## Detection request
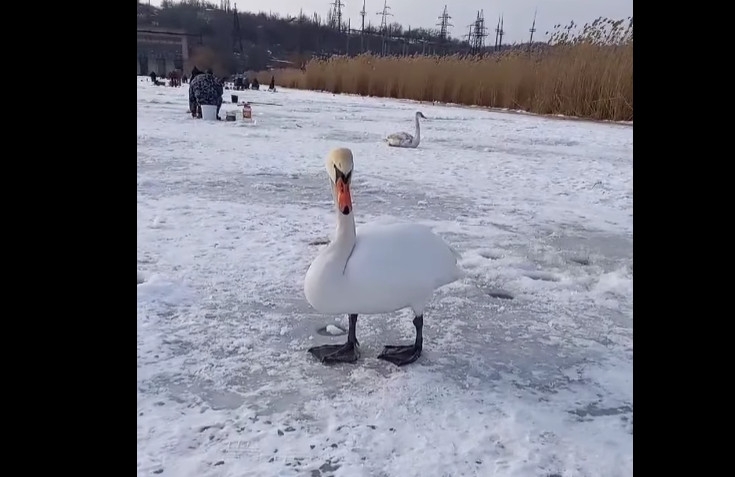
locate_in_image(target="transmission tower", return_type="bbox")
[345,17,352,53]
[404,25,411,55]
[494,15,505,51]
[360,0,367,32]
[494,16,500,50]
[497,15,505,50]
[436,5,453,42]
[360,0,367,51]
[376,0,392,34]
[232,4,243,55]
[330,0,345,33]
[296,8,305,53]
[467,10,487,55]
[528,9,537,50]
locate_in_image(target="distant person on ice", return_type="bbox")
[268,75,276,92]
[188,67,224,120]
[168,70,180,87]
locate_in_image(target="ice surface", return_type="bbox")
[325,325,344,336]
[137,77,633,477]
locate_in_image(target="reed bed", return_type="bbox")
[261,17,633,122]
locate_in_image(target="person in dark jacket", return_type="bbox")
[188,67,202,115]
[188,68,224,119]
[168,70,180,87]
[251,78,260,90]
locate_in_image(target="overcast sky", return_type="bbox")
[146,0,632,44]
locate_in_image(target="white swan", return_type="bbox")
[385,111,427,148]
[304,147,464,366]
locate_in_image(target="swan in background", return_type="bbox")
[304,147,464,366]
[385,111,427,148]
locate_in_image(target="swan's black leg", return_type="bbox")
[378,315,423,366]
[308,314,360,364]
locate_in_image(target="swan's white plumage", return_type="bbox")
[305,222,463,315]
[386,131,416,148]
[304,147,463,317]
[385,111,426,148]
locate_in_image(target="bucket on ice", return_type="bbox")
[242,103,252,120]
[201,104,218,121]
[231,94,238,103]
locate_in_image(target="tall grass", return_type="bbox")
[262,17,632,122]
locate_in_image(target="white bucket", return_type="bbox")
[201,104,218,121]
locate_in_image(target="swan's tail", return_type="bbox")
[443,239,504,296]
[445,243,468,281]
[447,243,463,262]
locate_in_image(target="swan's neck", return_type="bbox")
[331,209,357,270]
[414,115,421,140]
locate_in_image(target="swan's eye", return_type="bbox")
[334,166,351,184]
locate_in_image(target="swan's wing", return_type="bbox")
[347,223,462,288]
[386,132,413,147]
[386,132,408,141]
[401,134,415,147]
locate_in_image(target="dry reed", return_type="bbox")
[261,17,632,122]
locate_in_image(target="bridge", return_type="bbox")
[137,27,200,76]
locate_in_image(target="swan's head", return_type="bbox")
[416,111,427,119]
[325,148,354,216]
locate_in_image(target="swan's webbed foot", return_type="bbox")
[308,314,360,364]
[308,341,359,363]
[378,314,424,366]
[377,344,422,366]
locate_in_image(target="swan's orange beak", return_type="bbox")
[336,178,352,215]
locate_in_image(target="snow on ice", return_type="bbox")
[137,77,633,477]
